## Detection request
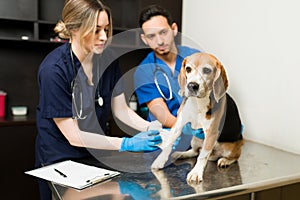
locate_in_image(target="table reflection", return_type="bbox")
[52,141,300,199]
[53,157,242,200]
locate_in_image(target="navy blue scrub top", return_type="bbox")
[35,42,123,167]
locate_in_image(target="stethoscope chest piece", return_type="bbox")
[97,97,104,106]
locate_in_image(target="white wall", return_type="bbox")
[182,0,300,154]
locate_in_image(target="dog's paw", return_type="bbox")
[151,153,169,169]
[151,159,165,170]
[217,158,236,168]
[186,169,203,183]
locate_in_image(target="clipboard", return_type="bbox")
[25,160,120,190]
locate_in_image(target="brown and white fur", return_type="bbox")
[152,52,244,183]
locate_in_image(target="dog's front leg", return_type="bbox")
[187,131,218,183]
[151,126,183,169]
[186,148,211,183]
[151,111,188,170]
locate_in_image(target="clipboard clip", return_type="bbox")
[86,173,111,185]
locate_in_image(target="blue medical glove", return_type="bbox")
[182,122,205,139]
[120,130,162,152]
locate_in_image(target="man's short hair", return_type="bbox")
[139,4,173,27]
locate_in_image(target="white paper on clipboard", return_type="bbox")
[25,160,120,190]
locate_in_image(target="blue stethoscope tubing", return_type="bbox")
[153,55,173,101]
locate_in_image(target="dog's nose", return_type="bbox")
[187,82,199,92]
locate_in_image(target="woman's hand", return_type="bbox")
[119,130,162,152]
[181,122,205,139]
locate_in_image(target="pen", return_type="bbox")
[54,168,67,178]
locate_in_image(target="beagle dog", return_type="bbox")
[152,52,244,183]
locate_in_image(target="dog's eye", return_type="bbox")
[203,67,212,74]
[185,66,192,73]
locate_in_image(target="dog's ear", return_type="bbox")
[213,60,228,103]
[178,58,187,96]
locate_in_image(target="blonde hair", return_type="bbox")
[54,0,112,46]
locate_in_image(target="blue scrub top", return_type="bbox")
[134,46,199,121]
[35,42,123,167]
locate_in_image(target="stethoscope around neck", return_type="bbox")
[70,45,103,120]
[153,54,174,101]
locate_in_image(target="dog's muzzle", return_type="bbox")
[187,82,199,95]
[187,82,199,91]
[187,82,206,97]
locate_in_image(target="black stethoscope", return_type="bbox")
[70,45,103,119]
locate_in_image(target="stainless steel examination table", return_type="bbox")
[50,140,300,199]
